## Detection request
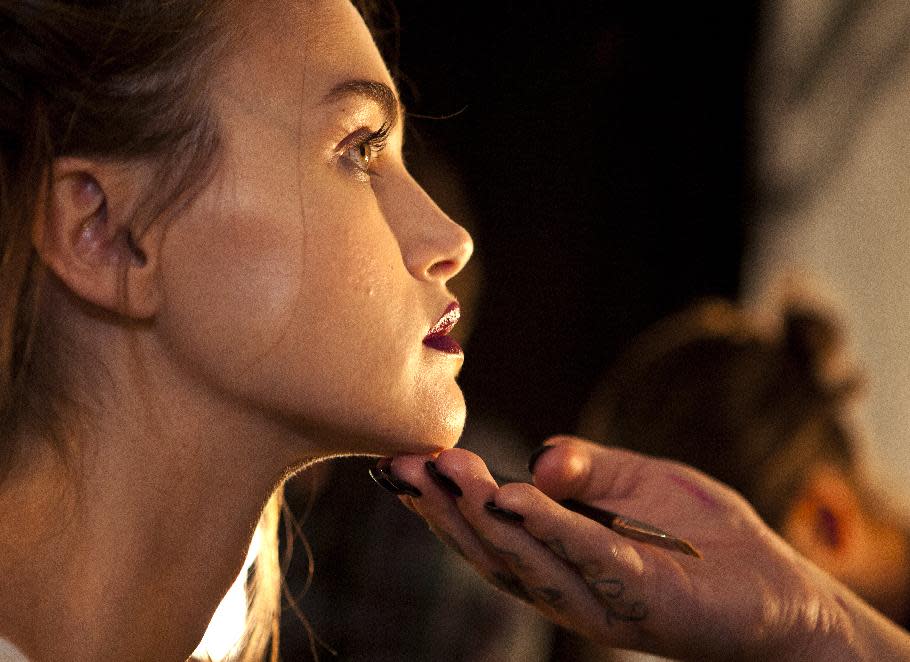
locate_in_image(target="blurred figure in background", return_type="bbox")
[744,0,910,510]
[578,299,910,630]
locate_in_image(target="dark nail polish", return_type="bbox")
[368,464,422,497]
[527,444,554,474]
[425,461,463,497]
[484,501,525,523]
[368,466,398,493]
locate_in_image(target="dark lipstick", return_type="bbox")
[423,301,462,354]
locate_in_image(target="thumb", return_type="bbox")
[529,435,649,503]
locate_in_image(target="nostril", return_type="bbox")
[427,259,457,279]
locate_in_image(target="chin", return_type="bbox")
[433,389,467,447]
[390,392,467,456]
[438,399,467,448]
[289,388,467,458]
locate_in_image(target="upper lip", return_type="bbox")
[424,301,460,339]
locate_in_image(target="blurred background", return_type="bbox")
[387,1,754,443]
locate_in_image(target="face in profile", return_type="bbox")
[154,0,473,458]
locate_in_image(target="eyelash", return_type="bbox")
[344,121,392,176]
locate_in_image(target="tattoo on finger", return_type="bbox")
[491,573,567,611]
[533,537,647,622]
[605,599,648,623]
[543,538,603,579]
[586,576,648,624]
[531,586,566,609]
[543,538,571,562]
[491,571,534,603]
[590,578,623,598]
[578,560,605,578]
[480,537,528,569]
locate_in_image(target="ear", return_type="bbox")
[32,157,162,319]
[781,463,863,579]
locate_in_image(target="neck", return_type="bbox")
[0,326,309,661]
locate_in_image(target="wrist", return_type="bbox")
[792,582,910,662]
[763,570,857,662]
[793,602,856,662]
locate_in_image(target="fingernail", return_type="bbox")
[369,462,422,497]
[425,461,463,497]
[527,444,555,473]
[484,501,525,523]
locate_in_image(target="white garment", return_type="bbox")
[0,638,27,662]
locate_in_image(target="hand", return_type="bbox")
[385,436,854,661]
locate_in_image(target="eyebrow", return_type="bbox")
[322,79,402,129]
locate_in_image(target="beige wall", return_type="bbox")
[744,0,910,511]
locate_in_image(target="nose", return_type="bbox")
[387,173,474,284]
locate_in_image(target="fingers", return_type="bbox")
[494,480,656,639]
[388,453,511,578]
[386,449,648,643]
[427,450,608,628]
[373,439,783,659]
[496,480,647,578]
[389,450,554,604]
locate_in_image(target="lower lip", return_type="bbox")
[423,335,463,354]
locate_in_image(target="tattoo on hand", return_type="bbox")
[587,576,648,624]
[492,571,534,603]
[544,538,601,578]
[482,538,527,569]
[538,537,647,623]
[491,572,566,610]
[590,578,623,598]
[531,586,566,608]
[543,538,571,562]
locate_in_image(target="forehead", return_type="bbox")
[296,0,394,87]
[219,0,395,126]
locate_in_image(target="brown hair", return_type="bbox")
[579,299,864,529]
[0,0,231,463]
[0,2,282,660]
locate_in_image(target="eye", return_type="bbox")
[341,122,391,176]
[346,140,375,171]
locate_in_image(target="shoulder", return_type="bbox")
[0,637,28,662]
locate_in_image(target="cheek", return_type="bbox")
[155,175,465,452]
[157,204,305,377]
[284,208,417,385]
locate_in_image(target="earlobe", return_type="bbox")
[32,158,160,319]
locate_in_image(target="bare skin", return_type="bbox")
[390,438,910,661]
[0,1,471,660]
[5,1,906,660]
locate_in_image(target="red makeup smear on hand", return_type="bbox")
[668,474,720,510]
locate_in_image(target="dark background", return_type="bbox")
[281,2,760,658]
[389,1,758,440]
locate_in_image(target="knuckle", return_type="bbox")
[436,447,483,470]
[499,480,538,501]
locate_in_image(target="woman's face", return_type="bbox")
[156,0,473,456]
